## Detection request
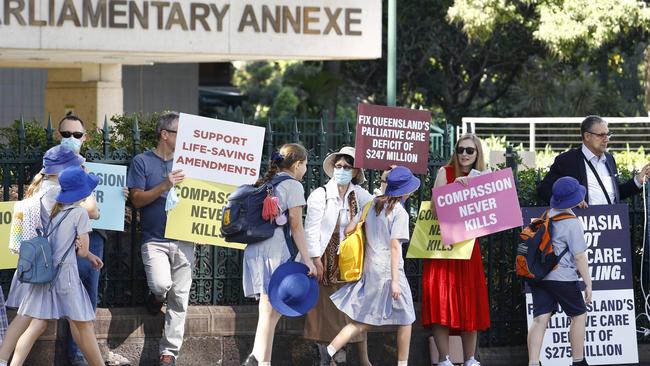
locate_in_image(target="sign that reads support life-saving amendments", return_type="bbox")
[0,202,17,269]
[406,201,474,259]
[85,163,127,231]
[173,113,265,186]
[164,178,243,249]
[522,204,638,366]
[354,103,431,174]
[432,168,522,245]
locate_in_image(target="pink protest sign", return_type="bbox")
[432,168,522,245]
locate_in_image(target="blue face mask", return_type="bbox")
[333,168,353,185]
[165,186,180,212]
[61,137,82,153]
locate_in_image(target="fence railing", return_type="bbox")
[462,117,650,152]
[1,116,648,348]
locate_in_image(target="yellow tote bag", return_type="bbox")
[338,201,373,282]
[406,202,474,259]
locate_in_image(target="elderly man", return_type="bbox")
[537,115,650,206]
[127,112,193,366]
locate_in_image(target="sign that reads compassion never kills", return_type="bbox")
[0,0,381,61]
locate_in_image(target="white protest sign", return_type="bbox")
[173,113,265,186]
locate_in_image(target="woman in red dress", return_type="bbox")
[424,133,491,366]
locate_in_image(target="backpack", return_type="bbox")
[221,175,295,245]
[17,208,74,285]
[515,210,576,283]
[338,201,372,282]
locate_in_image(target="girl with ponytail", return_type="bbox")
[242,143,317,366]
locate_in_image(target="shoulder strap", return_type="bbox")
[270,174,295,187]
[551,213,576,221]
[44,208,73,238]
[581,151,612,205]
[359,201,373,222]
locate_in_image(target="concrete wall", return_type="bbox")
[0,68,47,125]
[123,63,199,116]
[0,63,198,128]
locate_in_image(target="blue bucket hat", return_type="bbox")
[550,176,586,209]
[55,166,99,204]
[42,145,85,175]
[385,166,421,197]
[268,261,319,317]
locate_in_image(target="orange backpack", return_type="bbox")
[515,210,576,283]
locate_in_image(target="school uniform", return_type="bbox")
[330,200,416,326]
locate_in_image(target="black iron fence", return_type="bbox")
[0,117,648,348]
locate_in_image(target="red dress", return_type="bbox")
[421,165,491,332]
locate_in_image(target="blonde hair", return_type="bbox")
[26,173,58,198]
[255,143,308,187]
[449,133,485,178]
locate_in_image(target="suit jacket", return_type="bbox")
[537,148,640,205]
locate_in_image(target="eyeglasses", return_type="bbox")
[163,129,177,134]
[334,165,354,170]
[586,130,613,139]
[59,131,84,139]
[456,146,476,155]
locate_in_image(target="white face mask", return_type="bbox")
[333,168,353,185]
[61,137,82,153]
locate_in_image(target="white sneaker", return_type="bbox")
[464,357,481,366]
[437,355,454,366]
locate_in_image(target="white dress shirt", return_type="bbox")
[581,144,615,205]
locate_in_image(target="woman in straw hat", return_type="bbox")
[303,146,373,366]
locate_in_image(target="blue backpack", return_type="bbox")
[17,208,75,285]
[221,175,295,246]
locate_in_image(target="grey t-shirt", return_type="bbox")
[544,208,587,281]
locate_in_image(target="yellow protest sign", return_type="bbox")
[0,202,18,269]
[164,178,245,250]
[407,201,474,260]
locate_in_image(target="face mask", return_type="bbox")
[165,186,180,212]
[61,137,82,153]
[333,168,353,185]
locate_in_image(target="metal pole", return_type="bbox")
[387,0,396,107]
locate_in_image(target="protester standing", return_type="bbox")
[424,133,490,366]
[303,147,373,366]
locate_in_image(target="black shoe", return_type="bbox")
[241,354,258,366]
[572,359,588,366]
[145,292,164,315]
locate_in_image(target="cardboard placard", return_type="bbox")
[86,162,127,231]
[354,103,431,174]
[406,201,474,259]
[173,113,265,186]
[432,168,522,245]
[0,202,18,269]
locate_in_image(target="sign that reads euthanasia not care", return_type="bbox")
[522,204,637,365]
[173,113,265,187]
[354,103,431,174]
[432,168,522,245]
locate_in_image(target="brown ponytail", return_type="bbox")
[255,143,308,187]
[373,195,402,216]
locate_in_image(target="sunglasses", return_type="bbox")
[60,131,84,139]
[456,146,476,155]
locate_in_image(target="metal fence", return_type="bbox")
[0,117,648,348]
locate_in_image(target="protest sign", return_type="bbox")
[522,204,638,365]
[85,162,126,231]
[432,168,522,245]
[0,202,18,269]
[173,113,265,186]
[406,201,474,259]
[164,178,243,250]
[354,103,431,174]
